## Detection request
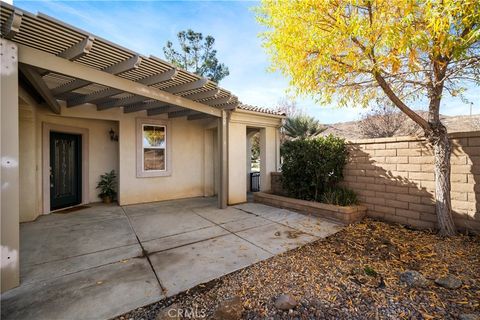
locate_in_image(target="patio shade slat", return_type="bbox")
[21,19,84,45]
[15,26,74,52]
[12,37,59,54]
[76,54,120,69]
[1,2,247,114]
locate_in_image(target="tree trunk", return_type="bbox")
[373,62,457,235]
[429,125,456,236]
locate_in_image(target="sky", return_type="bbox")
[14,0,480,124]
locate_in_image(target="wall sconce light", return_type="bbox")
[109,128,119,142]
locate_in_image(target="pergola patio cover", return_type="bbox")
[0,2,239,118]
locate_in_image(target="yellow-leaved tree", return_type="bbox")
[257,0,480,236]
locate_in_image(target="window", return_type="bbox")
[143,125,166,171]
[137,119,171,177]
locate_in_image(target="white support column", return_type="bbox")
[217,110,228,208]
[260,127,277,192]
[1,39,20,292]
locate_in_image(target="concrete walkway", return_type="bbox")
[1,197,342,320]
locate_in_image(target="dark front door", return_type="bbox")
[50,132,82,210]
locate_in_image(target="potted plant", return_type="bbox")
[96,170,117,204]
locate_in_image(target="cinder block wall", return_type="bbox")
[271,172,287,196]
[271,131,480,232]
[343,131,480,232]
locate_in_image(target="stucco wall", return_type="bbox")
[19,90,120,221]
[228,110,283,204]
[18,88,283,218]
[228,122,247,204]
[117,115,211,205]
[343,132,480,232]
[203,128,216,197]
[260,126,279,192]
[18,89,220,218]
[19,100,37,222]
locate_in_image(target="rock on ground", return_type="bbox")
[212,296,243,320]
[434,275,462,289]
[399,270,429,287]
[274,294,298,310]
[459,314,480,320]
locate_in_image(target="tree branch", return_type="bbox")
[373,71,430,131]
[330,56,371,73]
[348,34,430,131]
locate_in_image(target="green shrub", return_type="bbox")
[321,187,358,206]
[96,170,117,199]
[281,134,349,201]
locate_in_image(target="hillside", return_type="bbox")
[321,114,480,140]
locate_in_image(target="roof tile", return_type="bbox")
[238,103,285,116]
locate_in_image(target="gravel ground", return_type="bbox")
[116,219,480,319]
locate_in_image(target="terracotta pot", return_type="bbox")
[102,196,112,204]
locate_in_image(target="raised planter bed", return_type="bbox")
[253,192,367,225]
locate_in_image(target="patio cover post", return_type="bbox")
[0,39,20,292]
[217,110,228,209]
[259,127,278,192]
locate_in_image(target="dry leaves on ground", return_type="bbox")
[118,219,480,320]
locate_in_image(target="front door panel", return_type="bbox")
[50,132,82,210]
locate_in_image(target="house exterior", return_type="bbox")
[0,2,284,292]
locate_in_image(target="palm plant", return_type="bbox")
[283,115,326,140]
[96,170,117,203]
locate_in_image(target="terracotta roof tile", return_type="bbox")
[237,103,286,116]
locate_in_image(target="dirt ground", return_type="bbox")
[117,219,480,320]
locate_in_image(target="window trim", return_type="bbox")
[142,124,167,172]
[136,118,172,177]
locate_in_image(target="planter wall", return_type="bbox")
[270,172,287,196]
[254,192,367,225]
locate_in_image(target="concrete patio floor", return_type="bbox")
[1,197,342,320]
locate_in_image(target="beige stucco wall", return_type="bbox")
[18,89,220,218]
[260,126,279,192]
[117,114,212,205]
[228,122,247,204]
[18,87,283,219]
[36,113,119,213]
[18,88,120,221]
[19,100,38,222]
[228,110,283,204]
[203,128,216,197]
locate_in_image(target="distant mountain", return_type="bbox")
[321,114,480,140]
